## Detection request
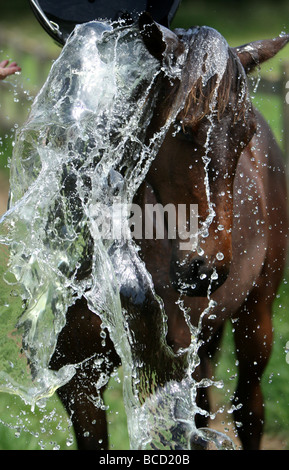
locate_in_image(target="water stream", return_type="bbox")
[0,20,234,450]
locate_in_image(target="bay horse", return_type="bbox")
[50,15,289,450]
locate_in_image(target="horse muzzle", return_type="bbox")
[170,256,229,297]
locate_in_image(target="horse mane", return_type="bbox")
[178,39,250,128]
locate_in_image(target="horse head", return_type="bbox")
[139,14,289,297]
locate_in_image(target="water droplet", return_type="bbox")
[66,437,74,447]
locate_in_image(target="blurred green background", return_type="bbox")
[0,0,288,450]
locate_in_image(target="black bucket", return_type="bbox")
[29,0,181,45]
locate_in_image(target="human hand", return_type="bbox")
[0,60,21,80]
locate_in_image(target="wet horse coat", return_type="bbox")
[50,17,289,450]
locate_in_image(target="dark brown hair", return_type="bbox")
[179,47,250,127]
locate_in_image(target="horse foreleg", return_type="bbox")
[194,325,225,429]
[232,294,273,450]
[56,369,110,450]
[50,298,120,450]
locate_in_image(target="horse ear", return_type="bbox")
[234,35,289,73]
[139,12,184,62]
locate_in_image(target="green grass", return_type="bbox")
[214,271,289,443]
[0,393,77,450]
[173,0,289,42]
[0,0,288,451]
[0,371,129,450]
[0,369,130,450]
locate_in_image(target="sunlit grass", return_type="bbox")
[0,370,129,450]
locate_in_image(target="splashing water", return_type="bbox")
[0,21,235,449]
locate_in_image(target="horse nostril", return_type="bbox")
[170,257,206,295]
[170,256,228,297]
[190,257,206,275]
[183,257,208,282]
